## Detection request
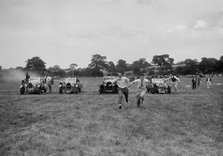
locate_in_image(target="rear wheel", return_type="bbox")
[75,89,78,94]
[137,96,141,107]
[99,86,103,94]
[20,87,25,95]
[167,86,171,94]
[59,87,63,94]
[37,87,42,94]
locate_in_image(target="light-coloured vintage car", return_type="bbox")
[147,78,171,94]
[98,76,119,94]
[20,77,47,95]
[59,77,83,94]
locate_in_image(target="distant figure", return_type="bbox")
[44,75,54,93]
[197,75,201,86]
[76,77,80,83]
[129,75,149,108]
[192,76,197,90]
[115,73,130,109]
[166,74,180,94]
[206,75,212,89]
[25,72,30,83]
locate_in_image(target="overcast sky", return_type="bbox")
[0,0,223,69]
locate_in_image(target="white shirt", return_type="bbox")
[130,79,149,90]
[45,76,52,85]
[116,77,129,88]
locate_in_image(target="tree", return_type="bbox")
[48,65,66,77]
[88,54,108,76]
[70,63,78,77]
[15,66,24,71]
[25,56,46,75]
[199,57,218,74]
[152,54,174,74]
[108,61,117,74]
[176,59,198,75]
[116,59,128,74]
[52,65,60,71]
[216,55,223,73]
[0,66,2,70]
[130,58,150,75]
[88,54,108,69]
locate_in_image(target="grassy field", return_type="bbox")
[0,77,223,156]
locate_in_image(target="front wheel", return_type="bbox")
[167,86,171,94]
[20,87,25,95]
[37,87,42,94]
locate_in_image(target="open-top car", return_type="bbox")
[20,77,47,95]
[99,76,119,94]
[59,77,83,94]
[147,78,171,94]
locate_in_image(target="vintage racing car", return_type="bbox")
[98,76,119,94]
[59,77,83,94]
[146,78,171,94]
[20,77,47,95]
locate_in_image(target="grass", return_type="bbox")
[0,77,223,156]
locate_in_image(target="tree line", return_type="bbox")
[0,54,223,78]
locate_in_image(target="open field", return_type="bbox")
[0,77,223,156]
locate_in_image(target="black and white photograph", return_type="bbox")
[0,0,223,155]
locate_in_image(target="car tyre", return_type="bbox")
[20,88,25,95]
[59,87,63,94]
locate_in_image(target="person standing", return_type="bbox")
[128,75,149,108]
[115,73,130,109]
[25,72,30,83]
[206,75,212,89]
[44,74,54,93]
[166,74,180,94]
[192,76,197,90]
[197,75,201,86]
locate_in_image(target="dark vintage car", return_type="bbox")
[59,77,83,94]
[98,76,119,94]
[146,78,171,94]
[20,78,47,95]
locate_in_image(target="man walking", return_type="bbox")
[128,75,149,108]
[115,73,129,109]
[192,75,197,90]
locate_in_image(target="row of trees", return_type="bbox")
[175,57,223,75]
[1,54,223,77]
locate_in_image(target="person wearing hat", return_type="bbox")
[25,72,30,83]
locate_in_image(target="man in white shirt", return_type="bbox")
[206,75,212,89]
[129,75,149,107]
[44,74,54,93]
[115,73,130,109]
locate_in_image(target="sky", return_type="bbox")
[0,0,223,69]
